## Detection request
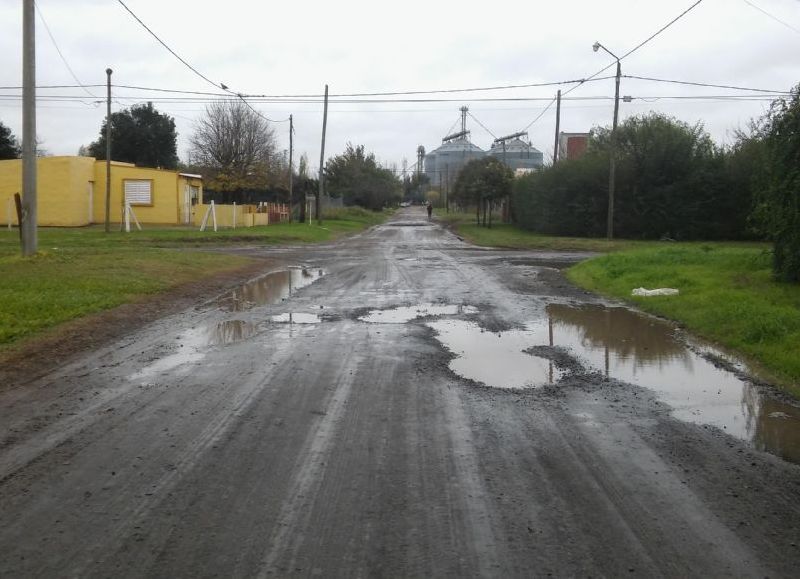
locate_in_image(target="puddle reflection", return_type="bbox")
[271,313,321,324]
[221,267,324,312]
[360,304,477,324]
[545,304,800,464]
[208,320,258,345]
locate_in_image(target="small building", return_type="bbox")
[0,156,203,227]
[558,132,590,161]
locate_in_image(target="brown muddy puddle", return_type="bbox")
[428,304,800,464]
[220,267,324,312]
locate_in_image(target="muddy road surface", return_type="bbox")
[2,207,800,577]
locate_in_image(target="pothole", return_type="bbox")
[428,319,564,389]
[359,303,477,324]
[219,267,324,312]
[271,313,322,324]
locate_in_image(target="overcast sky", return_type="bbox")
[1,0,798,172]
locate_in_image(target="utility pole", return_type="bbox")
[553,89,561,165]
[593,41,622,240]
[607,59,621,240]
[104,68,112,232]
[317,84,328,226]
[288,114,293,223]
[21,0,37,256]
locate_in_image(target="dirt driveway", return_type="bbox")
[1,206,799,577]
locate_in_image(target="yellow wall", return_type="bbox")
[0,156,95,226]
[92,162,203,225]
[0,156,204,227]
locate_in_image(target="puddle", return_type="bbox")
[428,319,564,389]
[271,313,321,324]
[221,267,324,312]
[427,303,800,464]
[360,303,477,324]
[208,320,258,344]
[543,304,800,464]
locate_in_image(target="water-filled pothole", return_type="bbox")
[543,304,800,463]
[220,267,324,312]
[428,319,564,389]
[427,303,800,464]
[271,313,321,324]
[360,303,477,324]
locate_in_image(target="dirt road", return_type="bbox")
[2,207,799,577]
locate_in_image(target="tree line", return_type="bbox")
[452,85,798,282]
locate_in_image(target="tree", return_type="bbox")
[0,120,20,160]
[325,144,401,210]
[513,113,745,240]
[752,84,800,282]
[89,102,178,169]
[452,157,513,227]
[189,100,278,198]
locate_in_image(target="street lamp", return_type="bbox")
[593,41,622,240]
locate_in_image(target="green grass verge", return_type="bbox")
[567,245,800,395]
[441,212,651,252]
[0,209,387,348]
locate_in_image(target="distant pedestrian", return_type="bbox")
[426,202,433,220]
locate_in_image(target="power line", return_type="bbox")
[742,0,800,36]
[521,95,558,131]
[623,75,792,94]
[467,111,497,139]
[619,0,705,61]
[116,0,224,91]
[34,1,97,100]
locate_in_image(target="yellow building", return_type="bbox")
[0,156,203,227]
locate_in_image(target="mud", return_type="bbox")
[1,206,799,578]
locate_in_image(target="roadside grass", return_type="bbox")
[440,211,654,252]
[0,208,388,348]
[567,245,800,395]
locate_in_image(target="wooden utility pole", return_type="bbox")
[104,68,113,232]
[317,84,328,226]
[288,114,293,223]
[21,0,37,256]
[553,89,561,165]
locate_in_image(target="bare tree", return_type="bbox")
[189,99,277,191]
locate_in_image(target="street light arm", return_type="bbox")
[592,41,620,61]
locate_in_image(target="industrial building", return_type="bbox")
[421,107,543,187]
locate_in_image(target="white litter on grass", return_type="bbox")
[632,287,679,297]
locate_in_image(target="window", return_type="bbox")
[124,180,153,205]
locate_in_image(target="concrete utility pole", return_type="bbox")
[317,85,328,226]
[593,41,621,240]
[553,89,561,165]
[609,60,621,240]
[288,114,293,223]
[21,0,37,256]
[104,68,113,232]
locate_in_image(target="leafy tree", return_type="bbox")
[514,113,746,240]
[0,120,20,160]
[325,144,401,210]
[403,172,429,204]
[452,157,513,227]
[189,100,278,200]
[89,102,178,169]
[751,85,800,282]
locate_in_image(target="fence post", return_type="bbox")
[233,202,236,229]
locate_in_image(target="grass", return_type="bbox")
[440,211,653,252]
[0,208,388,348]
[443,212,798,394]
[567,244,800,395]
